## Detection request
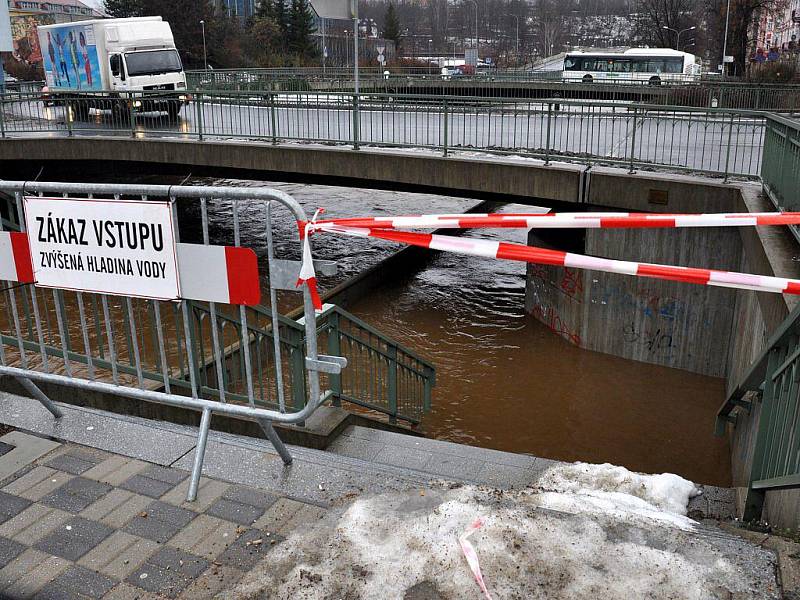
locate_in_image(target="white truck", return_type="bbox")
[37,17,189,121]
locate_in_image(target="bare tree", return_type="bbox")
[531,0,567,57]
[633,0,696,48]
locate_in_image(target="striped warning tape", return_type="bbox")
[308,211,800,231]
[295,212,800,308]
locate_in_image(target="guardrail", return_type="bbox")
[716,301,800,522]
[761,113,800,242]
[0,181,339,502]
[189,301,435,425]
[0,90,767,178]
[184,69,800,110]
[312,304,434,425]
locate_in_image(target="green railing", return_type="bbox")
[185,68,800,110]
[0,90,767,178]
[761,114,800,242]
[716,302,800,521]
[310,304,435,425]
[0,282,434,426]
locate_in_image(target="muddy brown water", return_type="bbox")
[3,172,731,485]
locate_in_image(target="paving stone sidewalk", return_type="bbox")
[0,436,328,599]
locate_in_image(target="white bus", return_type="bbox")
[562,48,701,84]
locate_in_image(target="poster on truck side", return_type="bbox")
[40,23,101,90]
[23,197,181,300]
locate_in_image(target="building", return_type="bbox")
[8,0,102,64]
[214,0,256,21]
[772,0,800,50]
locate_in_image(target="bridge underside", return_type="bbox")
[0,137,742,213]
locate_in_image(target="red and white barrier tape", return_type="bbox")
[459,517,493,600]
[311,210,800,231]
[294,213,800,307]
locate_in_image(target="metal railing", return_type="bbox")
[312,304,434,425]
[761,113,800,242]
[189,302,435,425]
[0,181,337,502]
[716,301,800,521]
[184,69,800,110]
[0,90,767,178]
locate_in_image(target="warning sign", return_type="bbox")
[23,196,180,300]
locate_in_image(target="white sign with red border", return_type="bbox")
[23,196,181,300]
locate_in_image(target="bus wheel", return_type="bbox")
[649,76,662,86]
[582,74,593,83]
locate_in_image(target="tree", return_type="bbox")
[259,0,290,37]
[103,0,141,18]
[288,0,317,58]
[383,3,401,46]
[704,0,787,75]
[245,16,283,66]
[633,0,696,49]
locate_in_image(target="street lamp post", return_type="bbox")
[722,0,732,76]
[428,39,433,74]
[465,0,478,52]
[200,20,208,71]
[662,25,696,51]
[511,14,519,66]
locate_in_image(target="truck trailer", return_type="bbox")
[37,17,189,121]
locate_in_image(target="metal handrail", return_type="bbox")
[0,89,769,179]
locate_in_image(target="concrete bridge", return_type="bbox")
[0,136,743,213]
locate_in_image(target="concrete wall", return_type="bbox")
[525,180,800,527]
[525,226,741,377]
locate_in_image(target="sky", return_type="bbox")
[82,0,104,11]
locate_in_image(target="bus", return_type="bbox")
[562,49,701,84]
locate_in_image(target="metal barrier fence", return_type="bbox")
[716,302,800,521]
[184,69,800,110]
[0,181,339,502]
[761,113,800,242]
[0,90,766,178]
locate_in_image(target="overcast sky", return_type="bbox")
[83,0,104,11]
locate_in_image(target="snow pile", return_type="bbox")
[227,463,775,600]
[533,462,702,529]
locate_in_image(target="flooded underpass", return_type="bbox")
[2,171,731,486]
[191,177,730,486]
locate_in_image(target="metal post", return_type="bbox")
[0,93,5,139]
[129,94,136,138]
[352,1,360,150]
[628,106,638,174]
[387,345,398,424]
[722,0,731,77]
[65,98,73,137]
[16,376,63,418]
[270,92,278,145]
[544,102,552,166]
[186,407,212,502]
[257,418,293,465]
[195,92,204,141]
[443,98,449,157]
[326,311,342,406]
[723,113,735,183]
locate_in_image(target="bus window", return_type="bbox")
[664,58,683,73]
[612,60,631,72]
[564,58,578,70]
